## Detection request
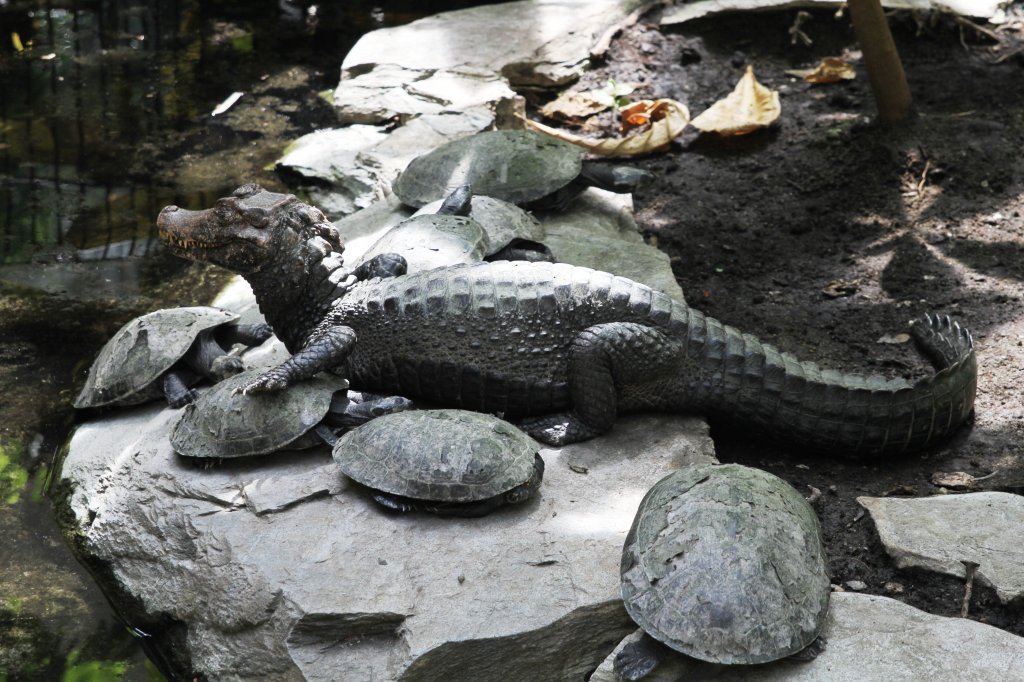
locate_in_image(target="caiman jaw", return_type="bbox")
[158,204,267,273]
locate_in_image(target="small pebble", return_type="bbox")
[883,581,905,594]
[845,580,868,591]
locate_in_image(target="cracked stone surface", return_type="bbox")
[340,0,648,89]
[334,64,519,125]
[858,492,1024,604]
[591,593,1024,681]
[60,406,716,680]
[276,109,495,219]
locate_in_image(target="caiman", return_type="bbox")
[158,185,976,456]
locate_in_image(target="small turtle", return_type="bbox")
[616,463,830,679]
[74,306,273,409]
[412,193,551,262]
[393,130,652,211]
[170,368,413,459]
[333,409,545,517]
[358,186,551,273]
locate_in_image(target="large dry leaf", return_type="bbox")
[539,90,611,121]
[786,58,856,84]
[522,99,690,157]
[691,66,780,135]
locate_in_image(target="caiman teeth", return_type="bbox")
[166,236,224,249]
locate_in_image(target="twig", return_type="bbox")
[916,159,931,194]
[961,560,980,617]
[951,14,1003,43]
[790,11,813,47]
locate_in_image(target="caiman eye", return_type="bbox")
[243,207,269,227]
[214,205,234,224]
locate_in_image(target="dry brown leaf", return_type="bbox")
[785,58,856,84]
[539,90,611,121]
[521,99,690,157]
[691,66,780,135]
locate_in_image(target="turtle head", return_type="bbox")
[503,453,545,505]
[158,184,343,275]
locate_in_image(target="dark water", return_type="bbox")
[0,1,497,679]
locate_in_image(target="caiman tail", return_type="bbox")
[690,312,976,457]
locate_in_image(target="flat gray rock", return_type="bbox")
[592,593,1024,681]
[858,492,1024,603]
[541,189,685,303]
[277,109,494,220]
[334,64,518,125]
[275,126,391,215]
[341,0,648,88]
[60,409,716,680]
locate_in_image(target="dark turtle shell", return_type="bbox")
[333,409,540,503]
[393,130,584,208]
[620,463,830,665]
[74,306,239,408]
[170,368,348,458]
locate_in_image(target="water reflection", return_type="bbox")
[0,0,501,267]
[0,1,504,678]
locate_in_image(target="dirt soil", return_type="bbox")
[544,8,1024,634]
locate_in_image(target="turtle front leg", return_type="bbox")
[217,322,275,347]
[519,322,684,446]
[162,368,200,408]
[239,323,357,394]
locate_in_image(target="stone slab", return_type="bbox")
[334,64,519,125]
[661,0,1005,25]
[341,0,649,88]
[858,492,1024,604]
[591,593,1024,681]
[60,406,717,680]
[540,189,685,302]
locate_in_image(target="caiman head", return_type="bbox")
[157,184,343,275]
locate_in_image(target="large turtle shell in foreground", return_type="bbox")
[620,463,830,665]
[75,306,239,408]
[393,130,584,208]
[334,409,539,502]
[170,368,347,458]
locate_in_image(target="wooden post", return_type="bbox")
[847,0,913,124]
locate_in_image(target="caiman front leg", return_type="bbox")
[520,322,684,446]
[238,322,357,394]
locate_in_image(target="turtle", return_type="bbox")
[170,368,413,459]
[332,409,545,517]
[393,129,653,212]
[616,463,830,679]
[412,193,552,262]
[74,306,273,409]
[356,185,552,274]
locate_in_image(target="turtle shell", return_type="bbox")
[74,306,239,408]
[620,463,830,665]
[412,195,545,256]
[334,409,540,502]
[393,130,584,208]
[356,213,487,274]
[170,368,347,458]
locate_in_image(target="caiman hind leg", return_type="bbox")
[519,322,684,446]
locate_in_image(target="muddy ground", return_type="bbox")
[555,7,1024,634]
